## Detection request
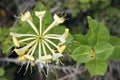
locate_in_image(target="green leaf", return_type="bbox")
[87,17,110,46]
[85,60,108,75]
[87,34,97,46]
[67,41,80,53]
[68,34,88,53]
[73,34,88,45]
[0,68,5,76]
[11,17,34,34]
[87,16,98,34]
[49,25,66,34]
[95,41,113,60]
[71,45,91,63]
[0,27,13,53]
[109,36,120,60]
[96,23,110,42]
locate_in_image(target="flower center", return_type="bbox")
[37,35,44,41]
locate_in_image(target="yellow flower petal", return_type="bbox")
[30,61,35,66]
[18,55,27,61]
[65,28,69,38]
[14,48,25,56]
[12,37,20,47]
[58,45,66,53]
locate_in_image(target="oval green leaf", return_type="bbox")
[87,17,110,46]
[71,45,91,63]
[95,41,113,60]
[109,36,120,60]
[85,60,108,76]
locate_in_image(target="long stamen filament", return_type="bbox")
[12,37,20,47]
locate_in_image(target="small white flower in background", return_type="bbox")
[10,10,69,70]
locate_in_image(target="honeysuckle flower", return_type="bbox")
[18,55,27,61]
[12,36,20,47]
[58,45,66,53]
[59,28,69,44]
[17,54,35,73]
[42,14,65,35]
[53,14,65,25]
[35,55,52,69]
[18,54,35,64]
[35,11,46,18]
[52,53,63,64]
[24,54,35,61]
[10,10,69,68]
[44,28,69,44]
[21,11,32,21]
[24,54,35,66]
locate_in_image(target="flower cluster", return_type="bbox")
[10,11,69,69]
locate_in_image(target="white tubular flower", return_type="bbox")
[14,40,36,56]
[52,53,63,64]
[43,14,65,35]
[21,11,32,22]
[24,54,35,61]
[35,55,52,69]
[53,14,65,25]
[35,11,46,35]
[65,28,69,38]
[10,10,69,68]
[10,32,36,37]
[35,59,46,69]
[18,54,34,61]
[60,35,66,44]
[18,55,27,61]
[58,45,66,53]
[41,55,52,61]
[35,11,46,18]
[12,37,20,47]
[21,11,39,35]
[44,28,69,44]
[60,28,69,44]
